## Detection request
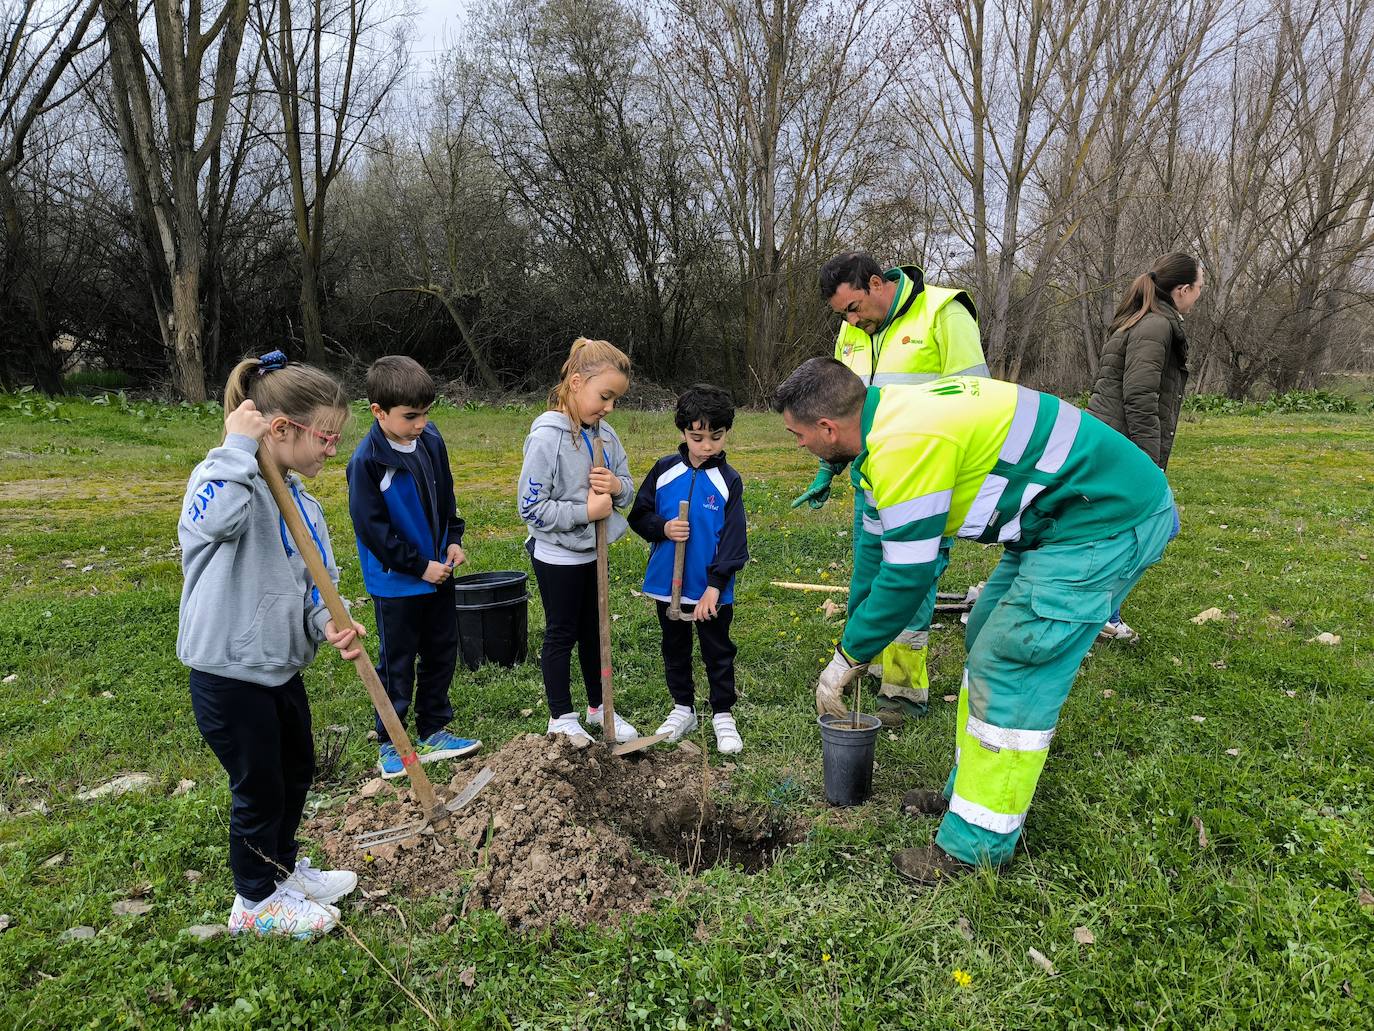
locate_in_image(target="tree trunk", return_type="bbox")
[171,261,206,401]
[300,257,326,364]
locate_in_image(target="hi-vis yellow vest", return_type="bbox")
[835,269,986,386]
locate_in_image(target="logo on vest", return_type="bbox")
[704,494,720,512]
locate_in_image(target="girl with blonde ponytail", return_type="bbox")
[176,350,363,938]
[518,337,639,744]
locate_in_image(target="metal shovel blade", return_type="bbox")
[352,766,495,850]
[609,732,670,756]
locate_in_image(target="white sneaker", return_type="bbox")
[228,884,337,938]
[712,712,743,755]
[586,705,639,743]
[279,857,358,906]
[547,712,593,744]
[1098,618,1139,643]
[654,705,698,742]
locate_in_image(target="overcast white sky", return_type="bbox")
[412,0,462,59]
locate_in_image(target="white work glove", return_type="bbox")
[817,648,868,717]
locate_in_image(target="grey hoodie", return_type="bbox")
[517,412,634,555]
[176,433,341,687]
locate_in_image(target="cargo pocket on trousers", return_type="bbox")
[1021,585,1113,664]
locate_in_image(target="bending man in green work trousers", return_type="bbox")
[775,358,1174,883]
[794,252,987,727]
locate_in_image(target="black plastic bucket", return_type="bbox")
[818,712,882,806]
[453,571,529,671]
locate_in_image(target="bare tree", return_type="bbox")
[250,0,407,365]
[1,0,104,392]
[101,0,250,400]
[652,0,914,400]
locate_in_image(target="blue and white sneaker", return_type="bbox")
[378,743,406,779]
[417,730,481,764]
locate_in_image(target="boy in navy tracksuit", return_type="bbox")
[629,384,749,754]
[347,356,480,778]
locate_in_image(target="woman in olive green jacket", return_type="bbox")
[1088,252,1205,641]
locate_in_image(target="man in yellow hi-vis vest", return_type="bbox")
[793,252,987,727]
[775,358,1174,882]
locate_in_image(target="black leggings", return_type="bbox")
[188,669,313,903]
[529,549,602,717]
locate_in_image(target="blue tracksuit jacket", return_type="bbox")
[346,421,464,598]
[628,446,748,605]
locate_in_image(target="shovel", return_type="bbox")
[666,499,691,621]
[257,447,460,848]
[591,436,668,756]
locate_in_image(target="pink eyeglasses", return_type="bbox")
[284,419,341,447]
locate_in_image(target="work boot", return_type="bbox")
[900,788,949,818]
[892,845,973,885]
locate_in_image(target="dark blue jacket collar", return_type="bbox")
[364,419,435,469]
[676,442,729,471]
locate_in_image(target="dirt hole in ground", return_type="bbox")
[306,733,808,932]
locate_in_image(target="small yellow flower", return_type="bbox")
[821,953,832,963]
[952,968,972,988]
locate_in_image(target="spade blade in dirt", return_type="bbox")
[352,767,495,850]
[443,766,495,814]
[609,732,670,756]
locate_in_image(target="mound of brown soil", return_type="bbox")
[306,734,804,932]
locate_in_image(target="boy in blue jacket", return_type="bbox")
[347,356,480,777]
[629,384,749,754]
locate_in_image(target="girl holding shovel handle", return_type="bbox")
[175,351,362,939]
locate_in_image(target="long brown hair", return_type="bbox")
[1111,253,1200,334]
[223,352,350,439]
[547,337,631,436]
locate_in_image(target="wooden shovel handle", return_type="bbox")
[256,446,441,817]
[591,436,616,744]
[669,499,689,617]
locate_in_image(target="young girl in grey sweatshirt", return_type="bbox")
[177,351,363,939]
[517,338,638,745]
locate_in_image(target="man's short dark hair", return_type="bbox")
[675,383,736,432]
[367,355,436,411]
[772,358,867,423]
[819,252,883,300]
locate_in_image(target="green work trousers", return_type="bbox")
[934,493,1175,867]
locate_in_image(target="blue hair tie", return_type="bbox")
[257,350,288,374]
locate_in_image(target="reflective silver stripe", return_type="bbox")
[863,490,877,509]
[949,793,1027,834]
[704,466,730,504]
[881,536,941,564]
[997,483,1046,543]
[999,386,1040,464]
[655,461,690,490]
[966,714,1055,751]
[879,489,952,531]
[870,371,939,386]
[896,629,929,648]
[950,362,991,378]
[958,473,1008,539]
[1034,401,1081,474]
[862,514,882,535]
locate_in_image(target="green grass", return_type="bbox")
[0,394,1372,1029]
